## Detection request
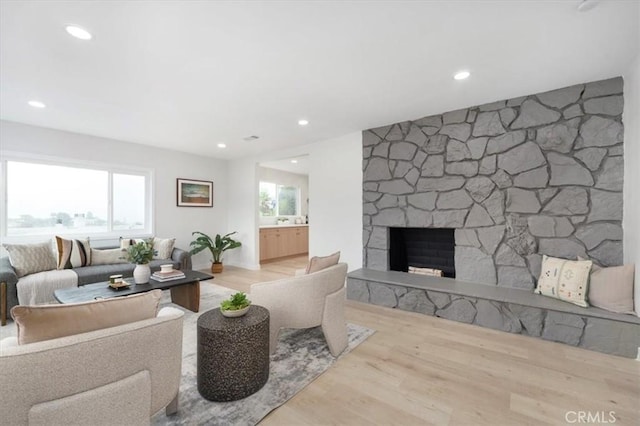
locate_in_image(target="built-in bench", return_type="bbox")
[347,268,640,358]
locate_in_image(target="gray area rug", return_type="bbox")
[151,283,375,425]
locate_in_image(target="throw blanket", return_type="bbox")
[17,270,78,305]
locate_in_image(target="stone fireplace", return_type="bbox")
[350,76,640,359]
[362,77,624,289]
[388,227,455,277]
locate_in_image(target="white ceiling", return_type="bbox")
[261,155,310,175]
[1,1,638,160]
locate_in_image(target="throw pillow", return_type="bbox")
[54,236,91,270]
[153,237,176,260]
[588,263,635,314]
[120,237,146,250]
[11,290,162,345]
[91,248,127,265]
[2,241,57,278]
[119,237,132,250]
[535,255,592,307]
[306,251,340,274]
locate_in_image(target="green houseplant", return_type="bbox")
[220,292,251,317]
[189,231,242,273]
[124,240,157,284]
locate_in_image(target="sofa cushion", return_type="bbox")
[306,251,341,274]
[90,248,126,265]
[3,241,57,278]
[11,290,162,345]
[153,237,176,260]
[55,236,91,270]
[535,255,592,307]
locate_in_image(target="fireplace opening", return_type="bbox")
[389,228,455,278]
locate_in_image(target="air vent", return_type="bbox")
[243,135,259,141]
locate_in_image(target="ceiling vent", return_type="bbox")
[243,135,259,142]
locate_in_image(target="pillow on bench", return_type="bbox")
[535,255,591,307]
[11,290,162,345]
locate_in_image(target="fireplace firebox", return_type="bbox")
[389,228,455,278]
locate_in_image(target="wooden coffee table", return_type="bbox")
[54,270,213,312]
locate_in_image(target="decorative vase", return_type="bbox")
[211,262,224,274]
[133,263,151,284]
[221,305,250,318]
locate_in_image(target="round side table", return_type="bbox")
[197,305,270,401]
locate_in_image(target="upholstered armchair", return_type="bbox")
[250,262,348,357]
[0,294,184,426]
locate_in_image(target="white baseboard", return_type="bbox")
[193,260,261,271]
[225,261,261,270]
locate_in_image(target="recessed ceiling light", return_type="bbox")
[217,143,227,148]
[291,159,298,164]
[454,71,470,80]
[298,119,309,126]
[65,25,92,40]
[28,100,46,108]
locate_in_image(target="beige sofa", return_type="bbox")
[251,262,348,357]
[0,305,184,425]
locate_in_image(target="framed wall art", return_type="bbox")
[177,178,213,207]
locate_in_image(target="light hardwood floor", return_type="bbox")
[208,257,640,425]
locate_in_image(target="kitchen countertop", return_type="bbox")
[259,224,309,229]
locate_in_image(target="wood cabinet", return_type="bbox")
[260,226,309,262]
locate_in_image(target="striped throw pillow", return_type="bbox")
[55,236,91,270]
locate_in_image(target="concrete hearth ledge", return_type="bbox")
[347,268,640,325]
[347,268,640,358]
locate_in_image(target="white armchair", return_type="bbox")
[250,262,348,357]
[0,305,184,425]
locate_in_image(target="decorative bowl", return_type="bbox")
[221,305,250,318]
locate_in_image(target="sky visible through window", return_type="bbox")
[6,161,145,236]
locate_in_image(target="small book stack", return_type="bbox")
[151,269,185,282]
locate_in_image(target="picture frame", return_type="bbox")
[177,178,213,207]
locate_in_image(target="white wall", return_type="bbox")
[225,158,260,270]
[0,120,228,270]
[226,131,363,272]
[307,132,363,272]
[623,54,640,316]
[257,167,309,225]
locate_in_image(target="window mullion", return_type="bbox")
[108,171,113,233]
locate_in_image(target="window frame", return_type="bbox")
[258,181,301,218]
[0,152,154,243]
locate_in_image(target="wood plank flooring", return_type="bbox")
[207,257,640,425]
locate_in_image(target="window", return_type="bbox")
[2,159,152,238]
[259,182,299,217]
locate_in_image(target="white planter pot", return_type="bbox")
[133,263,151,284]
[221,305,250,318]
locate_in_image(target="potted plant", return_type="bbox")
[124,239,156,284]
[220,292,251,317]
[189,231,242,273]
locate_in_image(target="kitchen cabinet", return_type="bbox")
[260,226,308,262]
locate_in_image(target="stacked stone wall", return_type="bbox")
[363,77,624,288]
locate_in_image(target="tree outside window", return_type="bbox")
[259,182,299,217]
